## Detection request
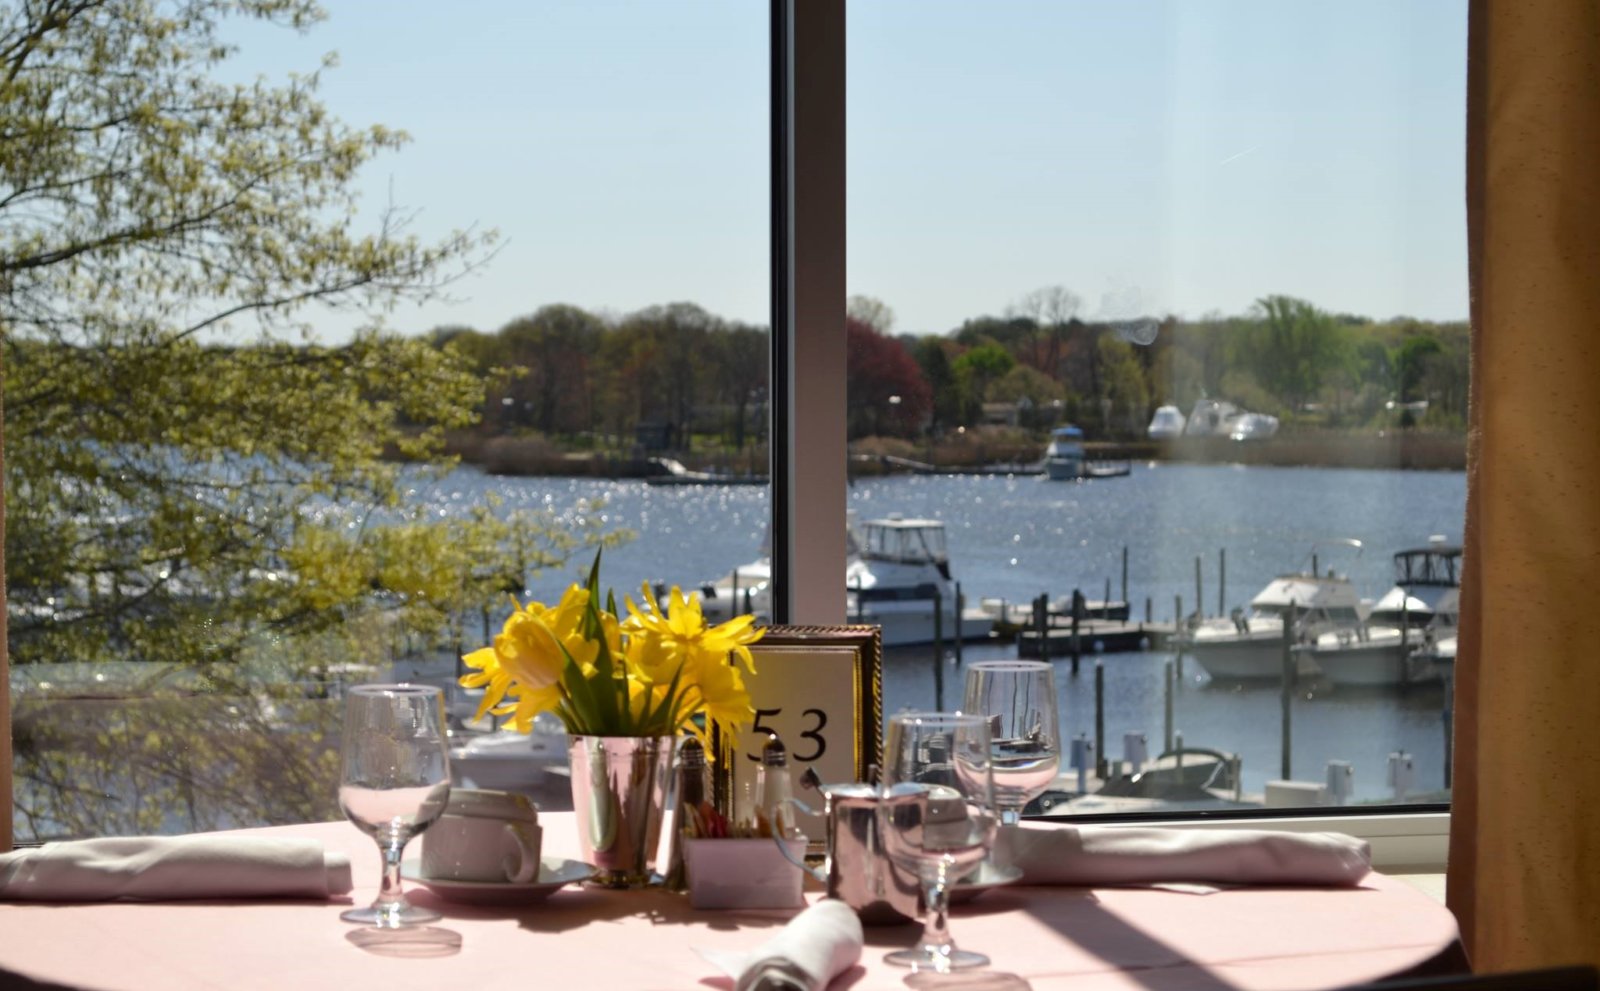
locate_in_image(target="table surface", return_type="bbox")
[0,816,1461,991]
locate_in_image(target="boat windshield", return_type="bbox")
[1393,548,1461,586]
[864,520,948,564]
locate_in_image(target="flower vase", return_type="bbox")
[567,735,676,888]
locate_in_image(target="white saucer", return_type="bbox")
[950,862,1024,904]
[401,857,596,905]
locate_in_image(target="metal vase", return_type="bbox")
[567,735,675,888]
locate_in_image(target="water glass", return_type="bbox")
[338,684,451,927]
[962,659,1061,825]
[879,712,999,972]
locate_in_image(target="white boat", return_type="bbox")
[1227,412,1281,442]
[1042,425,1086,480]
[1183,399,1280,441]
[1181,540,1368,682]
[684,514,993,647]
[1407,631,1458,684]
[847,515,995,645]
[1147,405,1185,440]
[1310,538,1462,687]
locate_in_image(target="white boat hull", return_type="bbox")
[1310,628,1421,687]
[1309,641,1409,687]
[1183,633,1310,681]
[1045,459,1081,481]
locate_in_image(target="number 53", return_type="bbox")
[747,707,827,762]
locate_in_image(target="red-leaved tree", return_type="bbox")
[847,317,933,438]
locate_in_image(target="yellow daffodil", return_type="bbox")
[460,553,762,740]
[460,585,596,721]
[624,583,764,677]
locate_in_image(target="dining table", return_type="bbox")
[0,814,1463,991]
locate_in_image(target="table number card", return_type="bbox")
[712,625,882,852]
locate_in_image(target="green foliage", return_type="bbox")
[951,343,1015,422]
[0,0,628,840]
[1235,295,1350,415]
[912,337,962,433]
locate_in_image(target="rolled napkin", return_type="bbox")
[698,899,864,991]
[995,823,1371,887]
[0,835,353,901]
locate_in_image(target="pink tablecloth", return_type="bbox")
[0,817,1460,991]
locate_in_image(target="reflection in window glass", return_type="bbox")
[847,2,1468,814]
[4,0,767,841]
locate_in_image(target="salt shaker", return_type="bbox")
[755,735,804,841]
[663,737,709,891]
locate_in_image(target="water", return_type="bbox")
[339,783,450,840]
[418,461,1466,805]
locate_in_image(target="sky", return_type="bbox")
[227,0,1469,343]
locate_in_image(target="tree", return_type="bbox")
[706,322,769,450]
[497,305,606,436]
[847,295,895,334]
[1392,334,1444,403]
[1237,295,1348,415]
[1011,285,1082,375]
[1,0,621,839]
[912,336,962,433]
[846,317,930,438]
[1097,336,1151,437]
[950,343,1015,424]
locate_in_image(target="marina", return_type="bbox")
[406,460,1464,808]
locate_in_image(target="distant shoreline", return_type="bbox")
[440,431,1467,478]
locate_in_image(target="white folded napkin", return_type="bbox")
[0,835,354,901]
[698,900,864,991]
[995,824,1371,888]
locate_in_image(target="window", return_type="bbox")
[843,1,1468,823]
[5,0,1465,856]
[4,0,769,842]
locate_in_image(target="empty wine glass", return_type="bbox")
[338,684,451,927]
[962,660,1061,826]
[879,712,999,972]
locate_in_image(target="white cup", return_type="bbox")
[421,789,542,883]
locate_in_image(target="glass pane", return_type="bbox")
[847,1,1467,815]
[5,1,768,840]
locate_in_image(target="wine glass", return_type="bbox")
[338,684,452,927]
[962,660,1062,826]
[879,712,999,972]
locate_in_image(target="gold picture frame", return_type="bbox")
[711,625,883,851]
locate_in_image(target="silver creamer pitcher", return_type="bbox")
[775,781,919,925]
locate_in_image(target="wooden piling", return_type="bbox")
[1035,593,1050,664]
[1164,659,1175,752]
[1281,599,1297,780]
[1174,594,1185,680]
[954,583,964,668]
[1219,548,1227,617]
[1094,661,1107,779]
[1070,588,1083,676]
[1121,546,1129,606]
[933,586,945,710]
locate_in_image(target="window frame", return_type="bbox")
[774,0,1452,871]
[0,2,1456,867]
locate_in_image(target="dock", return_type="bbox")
[1014,620,1177,657]
[983,590,1179,656]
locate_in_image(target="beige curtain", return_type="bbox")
[1449,0,1600,970]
